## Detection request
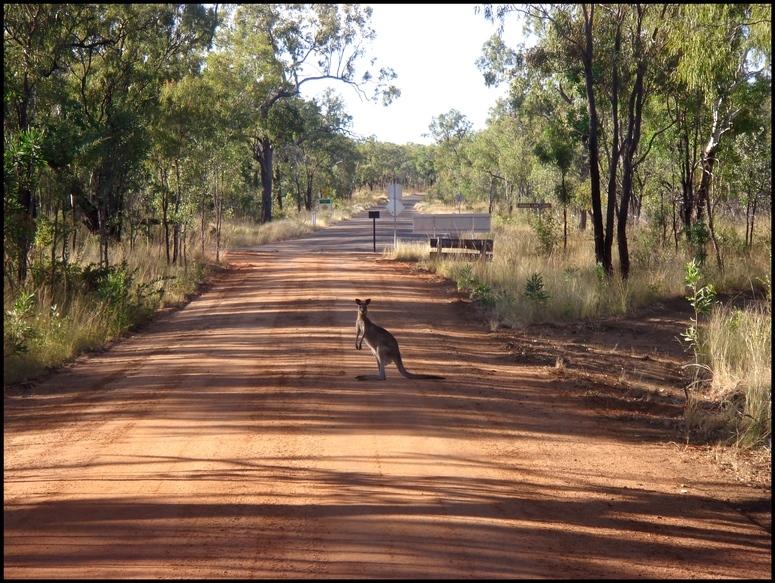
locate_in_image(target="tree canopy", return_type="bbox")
[4,3,771,287]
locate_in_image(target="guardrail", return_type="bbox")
[429,237,493,260]
[412,213,491,235]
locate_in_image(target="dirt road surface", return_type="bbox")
[4,196,771,578]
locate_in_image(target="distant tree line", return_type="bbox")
[5,4,771,288]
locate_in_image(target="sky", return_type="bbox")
[302,4,525,146]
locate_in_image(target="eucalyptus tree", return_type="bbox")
[468,123,507,213]
[354,137,381,192]
[354,139,407,192]
[426,109,474,198]
[4,4,84,284]
[64,4,215,264]
[481,4,605,269]
[533,124,575,250]
[482,4,676,279]
[327,136,359,201]
[600,4,674,279]
[442,100,536,214]
[668,4,771,270]
[4,128,47,287]
[148,73,220,265]
[302,90,359,204]
[275,92,355,211]
[713,94,771,252]
[506,46,583,245]
[409,143,436,190]
[492,100,542,214]
[380,142,411,186]
[210,4,398,223]
[5,4,218,274]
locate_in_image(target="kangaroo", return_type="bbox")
[355,298,445,381]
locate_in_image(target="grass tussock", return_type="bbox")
[684,299,772,448]
[388,240,429,262]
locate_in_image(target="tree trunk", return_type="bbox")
[618,158,633,280]
[200,187,207,256]
[294,177,303,212]
[705,183,723,273]
[617,39,646,281]
[304,170,314,211]
[274,164,283,212]
[160,168,171,265]
[251,136,274,224]
[172,159,182,264]
[675,103,698,239]
[214,169,222,264]
[603,11,623,277]
[695,140,718,225]
[581,5,606,273]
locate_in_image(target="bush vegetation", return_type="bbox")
[396,198,771,451]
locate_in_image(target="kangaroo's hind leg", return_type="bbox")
[356,345,388,380]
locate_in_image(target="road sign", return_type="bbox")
[516,202,552,209]
[387,183,403,200]
[385,198,404,216]
[318,198,332,211]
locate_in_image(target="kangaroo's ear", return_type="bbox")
[355,298,361,304]
[365,298,371,304]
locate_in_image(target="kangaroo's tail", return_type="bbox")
[395,352,445,380]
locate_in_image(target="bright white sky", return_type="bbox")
[303,4,526,146]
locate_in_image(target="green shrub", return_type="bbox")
[523,273,550,305]
[4,291,37,357]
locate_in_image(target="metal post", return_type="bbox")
[393,200,397,249]
[368,210,380,253]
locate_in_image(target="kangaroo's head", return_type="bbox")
[355,298,371,318]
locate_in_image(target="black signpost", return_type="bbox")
[368,210,380,252]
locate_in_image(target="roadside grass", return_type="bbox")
[407,213,769,328]
[389,240,429,262]
[4,236,212,385]
[386,201,771,453]
[684,296,772,449]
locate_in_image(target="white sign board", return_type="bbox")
[387,183,403,200]
[385,199,404,216]
[412,213,491,234]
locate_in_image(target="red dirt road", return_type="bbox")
[4,209,771,578]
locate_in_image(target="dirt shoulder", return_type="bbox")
[4,240,771,578]
[487,286,771,531]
